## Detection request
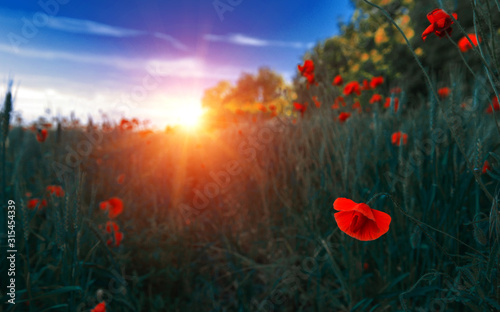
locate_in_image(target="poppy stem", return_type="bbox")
[368,192,487,261]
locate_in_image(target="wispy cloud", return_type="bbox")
[204,33,314,49]
[45,16,145,37]
[153,32,189,51]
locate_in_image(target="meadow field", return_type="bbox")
[1,0,500,311]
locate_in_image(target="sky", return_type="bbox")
[0,0,354,128]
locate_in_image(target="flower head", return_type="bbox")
[338,112,351,123]
[482,160,491,174]
[333,198,392,241]
[36,129,48,142]
[438,87,451,99]
[344,81,361,96]
[422,9,458,41]
[100,197,123,219]
[384,97,399,112]
[391,131,408,146]
[91,302,106,312]
[332,75,343,86]
[27,198,47,210]
[458,34,481,52]
[369,94,383,104]
[370,76,384,89]
[485,96,500,114]
[46,185,65,197]
[294,102,307,117]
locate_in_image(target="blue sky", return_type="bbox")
[0,0,353,127]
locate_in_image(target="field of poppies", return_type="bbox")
[2,0,500,311]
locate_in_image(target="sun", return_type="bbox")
[174,102,205,129]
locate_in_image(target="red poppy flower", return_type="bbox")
[422,9,458,41]
[294,102,307,117]
[370,76,384,89]
[269,104,277,111]
[391,131,408,146]
[25,192,32,198]
[298,60,314,75]
[114,231,124,246]
[100,197,123,219]
[438,87,451,99]
[344,81,361,96]
[353,101,361,110]
[369,94,383,104]
[117,174,125,184]
[333,198,391,241]
[390,87,402,94]
[384,97,399,112]
[458,34,481,52]
[338,112,351,123]
[485,96,500,113]
[106,221,119,233]
[312,96,321,108]
[361,79,371,91]
[332,75,343,86]
[331,96,345,109]
[46,185,65,197]
[482,161,491,174]
[304,73,318,89]
[91,302,106,312]
[27,198,47,210]
[36,129,48,142]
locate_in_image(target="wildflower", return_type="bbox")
[27,198,47,210]
[338,112,351,123]
[120,118,133,131]
[333,198,391,241]
[482,161,491,174]
[105,221,119,233]
[422,9,458,41]
[438,87,451,99]
[312,96,321,108]
[485,96,500,113]
[91,302,106,312]
[391,131,408,146]
[332,75,343,86]
[370,76,384,89]
[294,102,307,117]
[298,60,314,75]
[117,174,125,184]
[269,104,277,111]
[344,81,361,96]
[139,130,153,137]
[458,34,481,52]
[390,87,401,94]
[99,197,123,219]
[361,79,371,91]
[36,129,48,142]
[331,96,345,109]
[384,97,399,112]
[46,185,65,197]
[298,60,317,89]
[369,94,383,104]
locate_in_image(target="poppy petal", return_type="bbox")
[333,198,358,211]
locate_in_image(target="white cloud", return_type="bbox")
[45,16,145,37]
[153,32,189,51]
[204,33,313,49]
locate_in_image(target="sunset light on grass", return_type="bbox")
[1,0,500,311]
